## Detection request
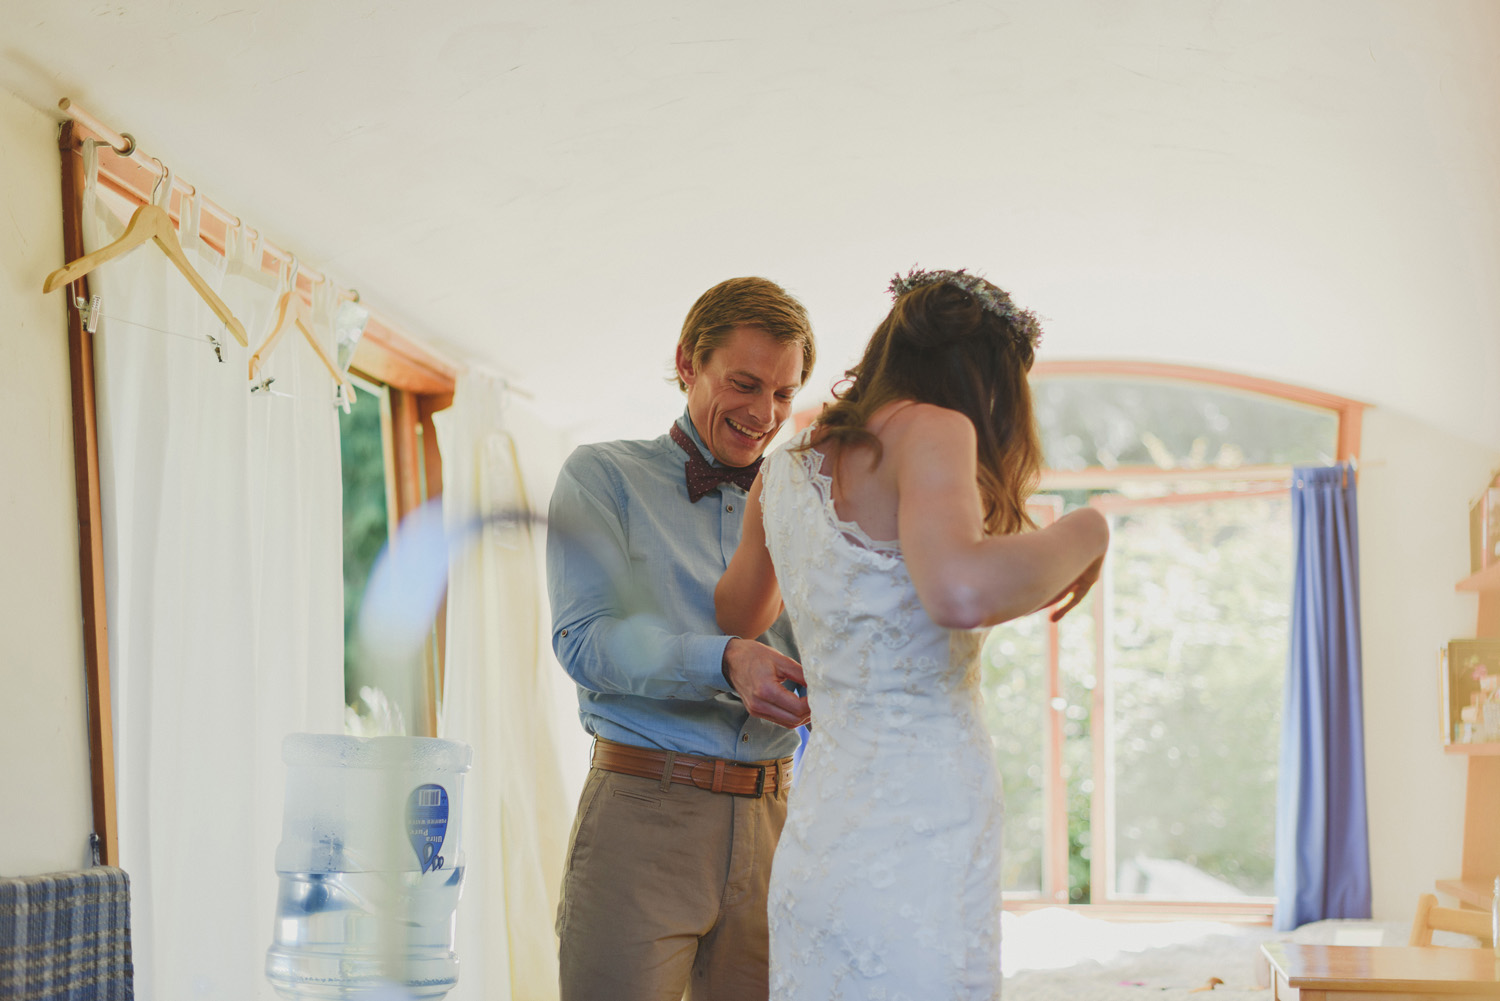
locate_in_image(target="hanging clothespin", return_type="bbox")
[249,257,355,400]
[72,293,103,333]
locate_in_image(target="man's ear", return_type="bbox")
[675,343,697,388]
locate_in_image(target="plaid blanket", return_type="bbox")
[0,867,133,1000]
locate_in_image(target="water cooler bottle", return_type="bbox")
[266,734,472,999]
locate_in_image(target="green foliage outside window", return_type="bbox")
[982,373,1326,907]
[983,491,1286,905]
[1035,378,1338,472]
[339,393,390,707]
[1108,494,1288,898]
[981,623,1046,894]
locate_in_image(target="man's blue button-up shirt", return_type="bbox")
[547,409,801,762]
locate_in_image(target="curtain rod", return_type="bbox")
[59,97,341,294]
[57,97,466,391]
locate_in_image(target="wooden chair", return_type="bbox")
[1409,893,1494,947]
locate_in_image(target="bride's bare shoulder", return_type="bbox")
[876,401,975,444]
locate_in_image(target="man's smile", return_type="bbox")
[727,418,768,440]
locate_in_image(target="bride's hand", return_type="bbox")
[1044,554,1104,622]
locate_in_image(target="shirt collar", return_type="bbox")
[673,407,724,468]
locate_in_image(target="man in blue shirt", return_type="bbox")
[548,277,816,1001]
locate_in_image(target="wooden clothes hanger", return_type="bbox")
[248,268,352,397]
[42,167,249,347]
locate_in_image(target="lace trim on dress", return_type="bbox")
[790,434,903,559]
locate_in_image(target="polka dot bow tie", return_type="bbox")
[670,423,762,503]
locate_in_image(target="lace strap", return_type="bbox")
[781,433,900,558]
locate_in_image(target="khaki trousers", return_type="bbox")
[556,764,789,1001]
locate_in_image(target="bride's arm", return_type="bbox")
[716,475,785,639]
[894,405,1109,630]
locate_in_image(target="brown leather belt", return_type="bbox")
[591,737,791,798]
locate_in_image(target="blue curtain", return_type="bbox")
[1273,463,1372,930]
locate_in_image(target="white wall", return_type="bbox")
[0,87,95,875]
[1359,408,1499,920]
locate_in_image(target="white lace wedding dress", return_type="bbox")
[759,431,1003,1000]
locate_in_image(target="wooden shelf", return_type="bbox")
[1435,878,1497,910]
[1458,563,1500,594]
[1440,540,1500,914]
[1445,741,1500,755]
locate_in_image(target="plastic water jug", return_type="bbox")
[266,734,472,999]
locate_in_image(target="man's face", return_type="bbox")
[677,325,804,468]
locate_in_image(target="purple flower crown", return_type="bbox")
[888,268,1043,350]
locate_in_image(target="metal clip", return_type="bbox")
[89,832,101,867]
[207,334,224,363]
[251,376,276,394]
[73,294,102,333]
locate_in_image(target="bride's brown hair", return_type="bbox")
[806,276,1042,535]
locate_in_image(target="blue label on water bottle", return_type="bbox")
[407,783,449,873]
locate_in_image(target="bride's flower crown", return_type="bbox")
[888,268,1043,350]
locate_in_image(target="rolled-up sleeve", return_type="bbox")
[547,450,732,701]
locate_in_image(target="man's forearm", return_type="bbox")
[554,614,732,701]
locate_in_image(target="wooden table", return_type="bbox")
[1263,943,1500,999]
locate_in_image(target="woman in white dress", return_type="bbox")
[716,269,1110,999]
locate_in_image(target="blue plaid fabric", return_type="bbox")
[0,867,133,1000]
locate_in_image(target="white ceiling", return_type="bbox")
[5,0,1499,448]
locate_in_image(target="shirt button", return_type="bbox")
[726,504,734,513]
[560,628,569,637]
[741,734,749,743]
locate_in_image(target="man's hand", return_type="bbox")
[722,638,810,729]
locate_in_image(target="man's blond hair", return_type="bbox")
[674,277,815,391]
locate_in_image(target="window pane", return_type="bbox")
[1034,377,1338,471]
[983,541,1100,904]
[1059,605,1096,904]
[982,621,1047,896]
[1106,493,1288,900]
[339,385,391,713]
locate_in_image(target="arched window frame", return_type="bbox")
[1031,360,1365,487]
[1020,360,1364,917]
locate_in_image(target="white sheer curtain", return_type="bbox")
[84,143,344,1000]
[436,373,574,1001]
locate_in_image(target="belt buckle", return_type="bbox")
[730,763,767,798]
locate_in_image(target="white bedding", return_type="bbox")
[1002,910,1418,1001]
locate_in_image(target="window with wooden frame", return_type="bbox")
[990,361,1363,920]
[340,342,455,738]
[54,117,457,866]
[339,370,455,739]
